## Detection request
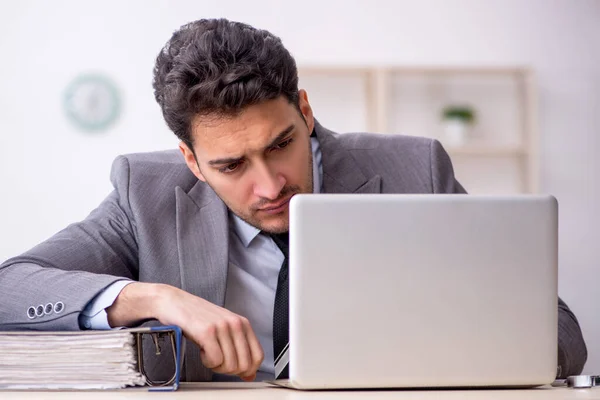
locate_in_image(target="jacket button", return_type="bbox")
[35,305,44,317]
[44,303,54,315]
[53,301,64,314]
[27,306,36,319]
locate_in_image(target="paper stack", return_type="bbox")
[0,331,146,390]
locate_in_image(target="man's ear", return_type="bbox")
[298,89,315,135]
[179,142,206,182]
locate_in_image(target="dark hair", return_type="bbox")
[152,18,300,149]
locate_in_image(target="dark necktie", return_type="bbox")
[270,129,313,378]
[270,232,289,379]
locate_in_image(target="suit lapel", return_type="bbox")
[175,180,229,382]
[315,122,382,194]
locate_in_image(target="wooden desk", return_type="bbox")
[1,382,600,399]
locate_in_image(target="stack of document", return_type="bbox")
[0,331,146,390]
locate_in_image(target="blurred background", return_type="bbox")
[0,0,598,373]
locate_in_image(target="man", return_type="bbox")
[0,18,587,382]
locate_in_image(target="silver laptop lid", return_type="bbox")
[288,194,558,389]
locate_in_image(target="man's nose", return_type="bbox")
[252,163,285,200]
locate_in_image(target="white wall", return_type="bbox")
[1,0,598,372]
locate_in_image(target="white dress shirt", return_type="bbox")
[80,135,323,380]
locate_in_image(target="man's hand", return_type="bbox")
[106,282,264,381]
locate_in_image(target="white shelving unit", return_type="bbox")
[298,67,539,194]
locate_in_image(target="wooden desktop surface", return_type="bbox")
[2,382,600,399]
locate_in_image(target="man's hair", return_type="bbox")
[152,18,300,149]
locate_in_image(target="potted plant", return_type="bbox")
[441,105,476,146]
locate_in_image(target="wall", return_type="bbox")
[1,0,598,373]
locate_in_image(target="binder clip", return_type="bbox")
[566,375,600,388]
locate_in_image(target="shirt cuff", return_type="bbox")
[78,280,134,330]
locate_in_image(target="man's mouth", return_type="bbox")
[259,196,293,214]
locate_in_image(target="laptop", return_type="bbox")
[271,194,558,389]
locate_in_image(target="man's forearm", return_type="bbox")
[108,281,265,381]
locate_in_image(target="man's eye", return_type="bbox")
[275,139,293,150]
[219,161,242,173]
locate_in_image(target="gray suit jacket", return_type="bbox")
[0,122,587,380]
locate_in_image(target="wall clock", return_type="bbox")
[63,74,121,132]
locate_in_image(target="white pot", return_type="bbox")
[443,119,471,146]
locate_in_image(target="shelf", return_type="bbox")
[297,65,538,193]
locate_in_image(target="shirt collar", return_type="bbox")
[230,213,261,247]
[231,133,323,248]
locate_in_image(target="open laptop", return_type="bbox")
[270,194,558,389]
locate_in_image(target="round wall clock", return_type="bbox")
[63,74,121,132]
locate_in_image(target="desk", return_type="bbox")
[1,383,600,399]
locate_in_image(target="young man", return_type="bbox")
[0,18,587,382]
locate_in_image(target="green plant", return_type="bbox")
[441,105,476,124]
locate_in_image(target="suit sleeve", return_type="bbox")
[557,297,587,377]
[429,139,467,194]
[0,156,139,331]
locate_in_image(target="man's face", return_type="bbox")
[180,90,315,234]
